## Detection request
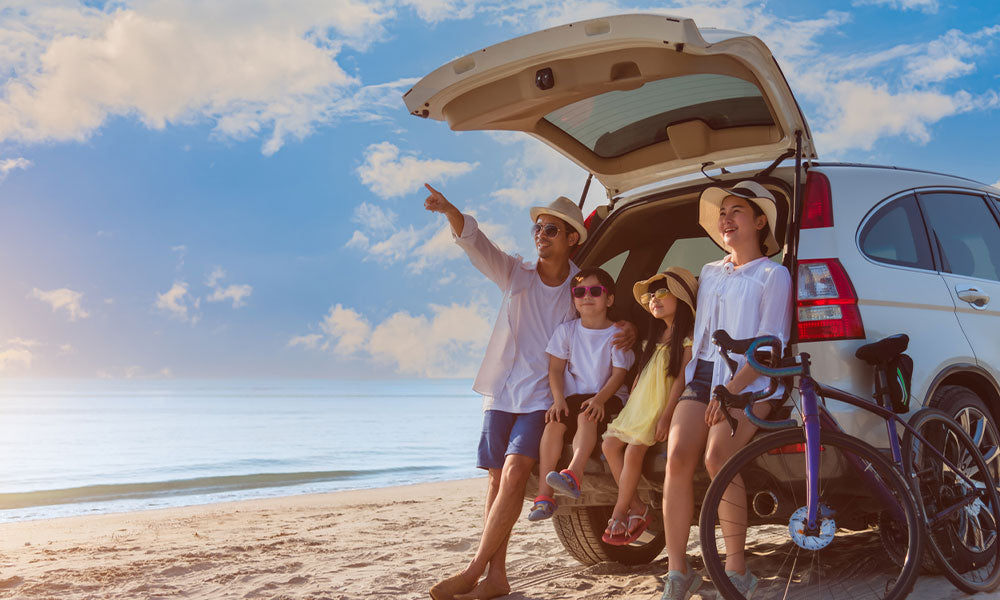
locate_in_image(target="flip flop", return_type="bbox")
[622,505,650,544]
[527,495,556,521]
[602,517,629,545]
[545,469,582,499]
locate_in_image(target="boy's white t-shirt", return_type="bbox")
[546,319,635,400]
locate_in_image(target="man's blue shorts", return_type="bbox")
[477,410,546,470]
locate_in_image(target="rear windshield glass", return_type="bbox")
[545,74,774,158]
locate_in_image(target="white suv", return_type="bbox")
[406,13,1000,565]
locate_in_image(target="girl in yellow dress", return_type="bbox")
[600,266,698,545]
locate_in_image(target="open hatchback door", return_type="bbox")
[404,14,817,197]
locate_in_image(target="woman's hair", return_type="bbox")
[748,201,772,256]
[632,282,695,379]
[571,267,615,296]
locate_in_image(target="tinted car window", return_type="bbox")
[657,237,725,276]
[599,250,629,280]
[545,74,774,158]
[919,191,1000,282]
[858,194,934,270]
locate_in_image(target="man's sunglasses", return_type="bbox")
[531,223,563,238]
[572,285,607,299]
[640,287,671,305]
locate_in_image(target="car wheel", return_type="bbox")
[931,385,1000,483]
[552,505,664,566]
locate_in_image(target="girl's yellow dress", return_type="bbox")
[604,338,692,446]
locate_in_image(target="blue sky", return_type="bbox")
[1,0,998,379]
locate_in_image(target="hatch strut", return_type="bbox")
[755,149,795,179]
[785,131,804,346]
[578,173,593,209]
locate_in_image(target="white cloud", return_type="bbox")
[7,337,40,347]
[345,230,371,250]
[904,26,1000,85]
[155,281,199,322]
[298,300,494,377]
[205,267,252,308]
[491,136,605,211]
[0,347,33,373]
[58,343,74,355]
[207,283,252,308]
[852,0,939,13]
[398,0,477,23]
[0,157,31,181]
[97,365,173,379]
[0,1,392,154]
[352,202,398,232]
[356,142,478,199]
[346,215,516,273]
[287,333,325,350]
[320,304,372,355]
[29,287,90,321]
[814,82,999,154]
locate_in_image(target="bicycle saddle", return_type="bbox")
[854,334,909,366]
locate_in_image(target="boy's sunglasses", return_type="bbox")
[531,223,563,238]
[572,285,607,298]
[640,287,671,304]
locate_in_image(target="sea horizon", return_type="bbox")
[0,378,485,522]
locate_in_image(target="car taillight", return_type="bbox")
[797,259,865,341]
[800,172,833,229]
[584,205,608,231]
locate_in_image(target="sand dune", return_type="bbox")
[0,479,980,599]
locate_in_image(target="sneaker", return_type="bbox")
[726,569,758,599]
[660,567,701,600]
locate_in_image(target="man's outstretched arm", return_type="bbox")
[424,183,465,236]
[422,182,518,291]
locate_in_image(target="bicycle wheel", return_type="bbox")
[903,407,1000,593]
[699,429,922,600]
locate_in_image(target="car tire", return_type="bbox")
[552,505,664,566]
[931,385,1000,464]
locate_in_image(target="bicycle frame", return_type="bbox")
[721,334,985,535]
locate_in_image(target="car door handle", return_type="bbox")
[956,286,990,308]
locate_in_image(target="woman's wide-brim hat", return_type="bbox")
[698,180,780,256]
[633,266,698,315]
[530,196,587,244]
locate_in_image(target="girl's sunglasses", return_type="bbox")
[531,223,563,238]
[640,287,671,304]
[572,285,607,298]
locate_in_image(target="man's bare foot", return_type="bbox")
[454,579,511,600]
[429,572,477,600]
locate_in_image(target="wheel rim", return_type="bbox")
[954,405,1000,484]
[699,429,921,600]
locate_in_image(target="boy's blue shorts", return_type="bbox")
[477,409,546,470]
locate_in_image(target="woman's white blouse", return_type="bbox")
[684,255,793,396]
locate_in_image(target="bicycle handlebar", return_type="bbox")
[710,330,801,436]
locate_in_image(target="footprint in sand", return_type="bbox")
[0,576,23,589]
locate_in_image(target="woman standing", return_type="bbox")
[658,181,792,600]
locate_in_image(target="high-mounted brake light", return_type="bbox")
[800,172,833,229]
[797,258,865,341]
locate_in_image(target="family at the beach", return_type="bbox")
[424,179,792,600]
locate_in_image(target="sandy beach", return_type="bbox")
[0,478,984,600]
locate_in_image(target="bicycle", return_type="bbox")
[696,330,1000,600]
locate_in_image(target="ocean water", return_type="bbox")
[0,379,485,522]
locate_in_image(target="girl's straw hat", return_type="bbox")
[698,180,780,256]
[632,266,698,315]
